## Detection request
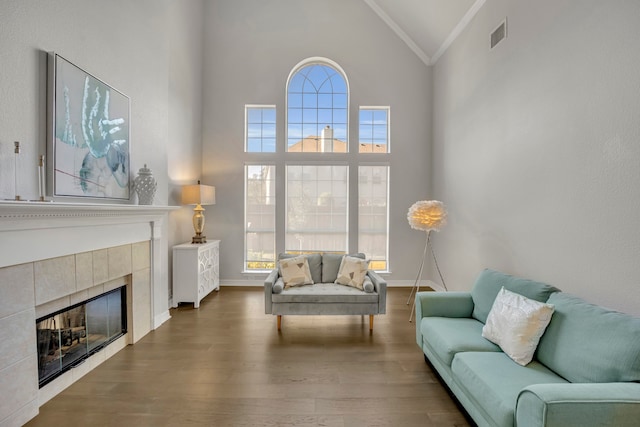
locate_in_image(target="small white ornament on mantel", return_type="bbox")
[134,164,157,205]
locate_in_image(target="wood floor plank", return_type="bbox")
[26,287,472,426]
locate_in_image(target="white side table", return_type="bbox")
[172,240,220,308]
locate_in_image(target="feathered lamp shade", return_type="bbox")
[407,200,448,322]
[407,200,447,232]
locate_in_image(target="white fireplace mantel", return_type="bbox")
[0,201,178,268]
[0,200,177,231]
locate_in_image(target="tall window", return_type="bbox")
[284,59,350,255]
[243,57,390,272]
[358,165,389,270]
[245,165,276,270]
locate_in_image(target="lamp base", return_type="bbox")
[192,235,207,244]
[191,204,207,244]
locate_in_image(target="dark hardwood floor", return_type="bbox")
[26,287,471,426]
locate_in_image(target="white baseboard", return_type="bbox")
[154,310,171,329]
[221,279,264,287]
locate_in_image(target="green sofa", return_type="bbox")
[415,269,640,427]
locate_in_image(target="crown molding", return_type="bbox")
[364,0,431,67]
[430,0,486,65]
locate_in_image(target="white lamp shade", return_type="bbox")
[182,183,215,206]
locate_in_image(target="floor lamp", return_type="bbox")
[406,200,448,322]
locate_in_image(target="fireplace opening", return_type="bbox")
[36,286,127,387]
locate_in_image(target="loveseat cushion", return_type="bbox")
[536,292,640,383]
[335,255,369,290]
[421,317,501,366]
[273,277,285,294]
[321,253,365,283]
[471,269,560,324]
[451,352,567,427]
[362,276,374,293]
[279,255,314,288]
[272,282,378,304]
[279,253,322,284]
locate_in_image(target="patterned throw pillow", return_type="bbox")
[279,255,314,288]
[335,256,369,290]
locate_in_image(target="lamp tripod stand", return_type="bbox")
[407,230,447,322]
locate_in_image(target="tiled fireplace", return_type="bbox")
[0,202,175,427]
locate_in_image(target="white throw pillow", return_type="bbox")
[279,255,314,288]
[335,256,369,290]
[482,287,555,366]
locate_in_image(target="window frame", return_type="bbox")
[358,163,390,272]
[244,163,277,272]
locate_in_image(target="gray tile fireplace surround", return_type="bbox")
[0,202,176,427]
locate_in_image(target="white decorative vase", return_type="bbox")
[134,164,157,205]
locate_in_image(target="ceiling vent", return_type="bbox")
[491,19,507,49]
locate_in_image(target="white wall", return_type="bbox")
[201,0,433,283]
[0,0,171,204]
[166,0,207,283]
[0,0,205,317]
[432,0,640,316]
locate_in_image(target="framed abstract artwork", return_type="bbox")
[47,53,130,200]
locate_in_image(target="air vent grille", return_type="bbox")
[491,19,507,49]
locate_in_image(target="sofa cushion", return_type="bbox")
[335,256,369,290]
[272,282,378,304]
[482,287,555,366]
[451,352,568,427]
[536,292,640,383]
[279,255,313,288]
[321,253,365,283]
[279,253,322,284]
[421,317,501,367]
[362,276,374,293]
[471,269,560,324]
[272,277,284,294]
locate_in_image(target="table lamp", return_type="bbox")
[182,181,216,244]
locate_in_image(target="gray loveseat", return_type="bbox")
[264,252,387,331]
[415,268,640,427]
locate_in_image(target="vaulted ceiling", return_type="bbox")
[364,0,486,66]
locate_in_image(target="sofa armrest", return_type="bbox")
[516,383,640,427]
[415,292,473,348]
[264,269,279,314]
[367,270,387,314]
[415,291,473,319]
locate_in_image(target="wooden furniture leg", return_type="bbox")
[369,315,374,331]
[277,315,282,330]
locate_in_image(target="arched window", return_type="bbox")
[286,59,348,152]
